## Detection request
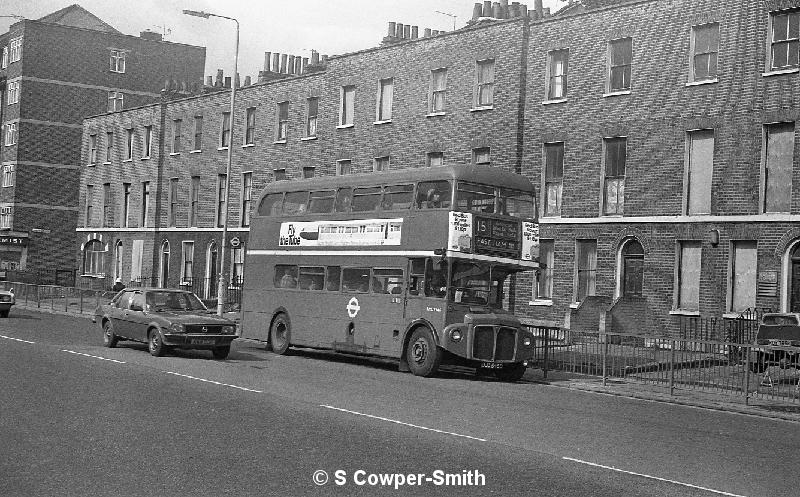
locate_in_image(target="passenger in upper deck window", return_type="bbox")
[426,188,442,208]
[280,269,297,288]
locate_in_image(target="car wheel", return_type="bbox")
[494,363,527,382]
[103,321,118,348]
[269,313,291,355]
[148,328,166,357]
[406,327,441,377]
[212,345,230,360]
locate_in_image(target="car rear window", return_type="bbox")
[762,315,800,326]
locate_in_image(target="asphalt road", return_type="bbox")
[1,307,797,496]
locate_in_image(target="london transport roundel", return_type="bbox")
[346,297,360,318]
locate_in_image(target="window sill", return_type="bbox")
[123,159,133,162]
[542,98,567,105]
[301,136,318,141]
[529,299,553,306]
[273,140,287,145]
[373,119,392,125]
[569,302,580,309]
[103,162,112,165]
[722,312,741,319]
[685,78,718,87]
[602,90,631,97]
[426,111,446,117]
[141,156,150,160]
[218,146,229,151]
[337,124,354,129]
[189,149,202,154]
[87,163,96,167]
[81,274,106,279]
[169,152,180,156]
[469,105,494,112]
[669,309,700,316]
[242,143,255,148]
[763,67,800,77]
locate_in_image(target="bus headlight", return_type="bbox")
[450,329,463,342]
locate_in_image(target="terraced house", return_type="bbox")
[77,0,800,337]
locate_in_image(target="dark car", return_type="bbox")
[0,287,14,318]
[93,288,237,359]
[750,313,800,373]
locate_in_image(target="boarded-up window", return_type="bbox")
[731,241,757,312]
[687,130,714,215]
[575,240,597,302]
[764,123,794,213]
[678,241,701,311]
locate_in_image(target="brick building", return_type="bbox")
[77,0,800,336]
[0,4,205,284]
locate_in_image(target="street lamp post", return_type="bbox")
[183,9,239,316]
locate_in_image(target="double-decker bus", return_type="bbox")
[241,165,540,380]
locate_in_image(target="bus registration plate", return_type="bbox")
[190,338,215,345]
[481,362,502,369]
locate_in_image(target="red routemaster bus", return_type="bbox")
[241,165,540,380]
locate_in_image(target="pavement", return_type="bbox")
[12,300,800,424]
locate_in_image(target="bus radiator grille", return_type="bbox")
[473,326,495,361]
[495,327,516,361]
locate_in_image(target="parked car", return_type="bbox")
[0,288,15,318]
[93,288,237,359]
[750,313,800,373]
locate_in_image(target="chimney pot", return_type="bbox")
[224,76,231,88]
[403,24,411,39]
[397,22,404,38]
[280,53,288,73]
[411,26,418,39]
[302,57,309,73]
[294,56,302,74]
[311,50,320,65]
[244,75,251,86]
[424,27,432,37]
[500,0,509,18]
[543,7,549,16]
[492,2,502,18]
[472,3,483,19]
[321,54,328,65]
[388,22,396,37]
[264,52,272,72]
[534,0,543,17]
[206,75,213,86]
[483,1,492,17]
[288,55,296,74]
[272,53,280,73]
[215,69,224,86]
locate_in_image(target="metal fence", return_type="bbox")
[76,276,243,310]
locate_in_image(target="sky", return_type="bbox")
[2,0,568,82]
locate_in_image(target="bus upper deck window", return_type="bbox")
[334,188,353,212]
[382,184,414,210]
[309,190,336,213]
[257,193,284,216]
[416,180,452,209]
[457,182,495,213]
[352,187,382,212]
[284,191,309,215]
[342,268,370,292]
[501,188,536,218]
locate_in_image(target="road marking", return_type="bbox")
[562,457,747,497]
[61,350,126,364]
[164,371,263,393]
[0,335,36,344]
[320,405,487,442]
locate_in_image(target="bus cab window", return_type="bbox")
[352,187,382,212]
[343,268,371,292]
[275,265,298,288]
[456,182,495,213]
[326,266,341,291]
[382,184,414,211]
[284,191,309,215]
[257,193,284,216]
[409,259,425,295]
[309,190,336,213]
[334,188,353,212]
[416,180,451,209]
[373,268,404,294]
[425,258,447,298]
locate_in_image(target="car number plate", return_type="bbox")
[481,362,502,369]
[190,338,215,345]
[770,340,792,347]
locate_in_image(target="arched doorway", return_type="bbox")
[791,244,800,312]
[159,241,170,288]
[205,241,218,299]
[621,239,644,297]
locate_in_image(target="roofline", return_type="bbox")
[535,0,657,24]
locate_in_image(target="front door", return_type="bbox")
[791,258,800,313]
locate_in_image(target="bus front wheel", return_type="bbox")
[406,327,441,377]
[270,313,291,355]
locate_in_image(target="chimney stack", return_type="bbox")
[411,26,418,39]
[224,76,231,88]
[206,75,213,86]
[244,75,251,86]
[534,0,543,18]
[264,52,272,72]
[472,3,483,19]
[215,69,224,87]
[388,22,396,37]
[311,50,320,66]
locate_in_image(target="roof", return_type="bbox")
[36,4,121,34]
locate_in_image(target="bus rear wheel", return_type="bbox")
[270,313,291,355]
[406,327,441,377]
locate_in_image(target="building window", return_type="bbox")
[544,142,564,217]
[241,172,253,227]
[475,59,495,108]
[220,112,231,148]
[686,129,714,215]
[83,240,105,276]
[535,240,554,300]
[194,115,203,151]
[427,152,444,167]
[677,241,701,311]
[181,241,195,285]
[172,119,182,153]
[302,166,315,179]
[1,47,7,68]
[603,137,626,215]
[114,240,124,283]
[376,78,393,121]
[337,159,351,175]
[108,91,124,112]
[306,97,318,137]
[169,178,179,227]
[89,134,98,165]
[244,107,256,145]
[277,102,289,141]
[730,241,757,313]
[125,128,134,160]
[547,49,569,100]
[102,183,111,228]
[9,37,22,63]
[608,38,632,92]
[110,49,126,73]
[374,156,390,173]
[691,23,719,81]
[4,122,17,146]
[575,240,597,303]
[143,125,152,158]
[430,68,447,113]
[764,122,794,213]
[274,169,287,181]
[189,176,200,227]
[340,86,355,127]
[217,174,227,228]
[141,181,150,227]
[159,241,170,288]
[473,147,491,165]
[0,206,10,229]
[85,185,94,227]
[7,81,19,105]
[770,9,800,71]
[2,165,15,187]
[106,132,114,162]
[231,245,244,286]
[122,183,130,228]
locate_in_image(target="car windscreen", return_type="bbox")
[147,291,207,311]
